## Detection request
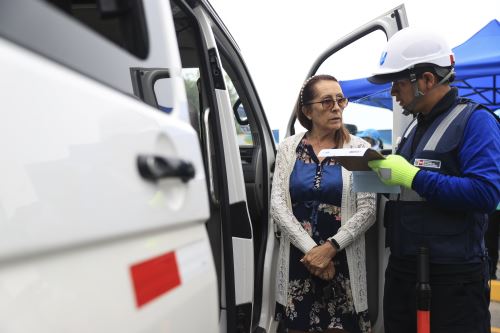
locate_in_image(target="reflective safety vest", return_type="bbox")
[386,99,488,264]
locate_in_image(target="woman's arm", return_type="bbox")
[332,137,377,249]
[332,190,376,250]
[270,139,317,254]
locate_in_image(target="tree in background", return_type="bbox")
[183,70,248,140]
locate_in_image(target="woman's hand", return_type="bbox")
[301,241,337,276]
[318,261,335,280]
[304,260,335,280]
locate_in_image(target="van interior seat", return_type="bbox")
[187,101,201,139]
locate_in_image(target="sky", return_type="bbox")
[208,0,500,139]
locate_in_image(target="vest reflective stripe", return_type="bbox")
[394,118,418,153]
[423,103,467,151]
[387,100,486,263]
[390,118,421,201]
[403,118,418,139]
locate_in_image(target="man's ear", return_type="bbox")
[423,72,437,87]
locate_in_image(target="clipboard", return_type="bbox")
[318,148,385,171]
[318,148,400,193]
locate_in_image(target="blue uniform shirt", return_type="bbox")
[413,109,500,213]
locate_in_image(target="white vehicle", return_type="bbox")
[0,1,408,332]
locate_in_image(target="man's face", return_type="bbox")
[390,72,436,114]
[390,78,417,110]
[391,78,425,113]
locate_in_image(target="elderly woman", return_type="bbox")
[271,74,376,333]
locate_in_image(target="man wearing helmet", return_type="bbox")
[367,27,500,332]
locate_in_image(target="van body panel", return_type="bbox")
[0,38,208,259]
[0,225,218,333]
[0,1,217,331]
[0,1,182,102]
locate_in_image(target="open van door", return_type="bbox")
[167,1,278,332]
[283,5,409,333]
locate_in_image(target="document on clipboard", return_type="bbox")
[318,148,400,193]
[317,148,385,171]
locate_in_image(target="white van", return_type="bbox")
[0,1,408,332]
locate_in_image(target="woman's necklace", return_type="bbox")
[309,134,335,151]
[308,133,336,161]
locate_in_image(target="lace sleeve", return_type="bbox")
[271,138,317,254]
[334,190,376,249]
[332,136,377,249]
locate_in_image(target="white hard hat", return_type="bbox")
[368,27,455,84]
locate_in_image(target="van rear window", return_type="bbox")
[46,0,149,59]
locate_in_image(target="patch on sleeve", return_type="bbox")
[414,158,441,169]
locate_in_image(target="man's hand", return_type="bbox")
[301,241,337,276]
[368,154,420,189]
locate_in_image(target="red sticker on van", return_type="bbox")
[130,251,181,308]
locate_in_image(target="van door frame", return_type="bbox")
[284,5,409,332]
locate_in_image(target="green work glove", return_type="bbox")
[368,154,420,188]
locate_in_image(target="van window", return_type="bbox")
[182,68,202,135]
[45,0,149,58]
[221,69,254,147]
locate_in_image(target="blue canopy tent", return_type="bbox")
[340,19,500,110]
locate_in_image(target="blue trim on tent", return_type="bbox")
[341,19,500,110]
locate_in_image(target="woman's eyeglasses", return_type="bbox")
[304,97,348,111]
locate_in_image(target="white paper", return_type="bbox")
[318,148,385,171]
[318,148,368,157]
[352,171,401,193]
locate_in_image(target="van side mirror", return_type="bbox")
[233,98,249,126]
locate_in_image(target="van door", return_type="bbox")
[165,1,280,331]
[207,15,279,333]
[188,7,256,330]
[137,1,269,332]
[0,1,218,332]
[286,5,408,333]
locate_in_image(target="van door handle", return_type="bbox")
[202,107,219,205]
[137,155,195,182]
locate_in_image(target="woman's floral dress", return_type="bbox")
[275,138,371,332]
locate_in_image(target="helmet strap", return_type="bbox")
[437,68,455,85]
[402,70,424,115]
[401,67,454,116]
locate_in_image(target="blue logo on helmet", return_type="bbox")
[379,51,387,65]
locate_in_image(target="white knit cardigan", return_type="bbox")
[271,132,376,313]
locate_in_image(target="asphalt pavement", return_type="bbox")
[491,301,500,331]
[491,260,500,332]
